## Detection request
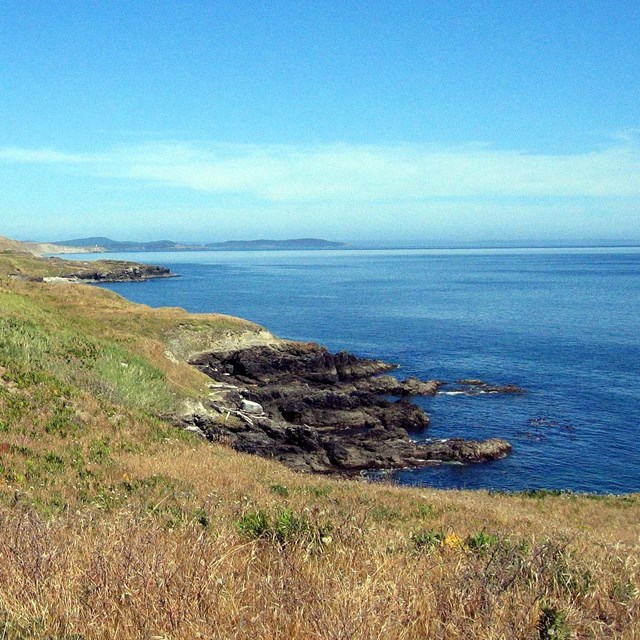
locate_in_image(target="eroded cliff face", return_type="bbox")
[180,341,515,474]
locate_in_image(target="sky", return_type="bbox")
[1,1,639,245]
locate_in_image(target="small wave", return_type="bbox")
[438,389,499,396]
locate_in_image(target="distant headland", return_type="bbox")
[48,237,346,254]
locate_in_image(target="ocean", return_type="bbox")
[82,247,640,494]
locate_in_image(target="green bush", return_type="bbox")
[466,530,499,553]
[235,509,271,539]
[412,529,444,553]
[270,483,289,497]
[235,508,332,547]
[538,605,571,639]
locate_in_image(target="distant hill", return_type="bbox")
[53,237,190,252]
[51,237,346,253]
[0,235,96,255]
[0,235,35,253]
[209,238,345,251]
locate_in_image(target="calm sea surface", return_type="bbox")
[83,247,640,494]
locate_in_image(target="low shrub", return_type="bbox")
[466,529,499,553]
[538,605,571,639]
[235,508,332,547]
[412,529,444,553]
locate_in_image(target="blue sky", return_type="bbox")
[1,1,639,244]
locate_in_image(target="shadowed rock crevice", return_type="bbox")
[184,341,514,474]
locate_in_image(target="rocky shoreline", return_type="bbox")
[179,341,519,475]
[38,259,174,283]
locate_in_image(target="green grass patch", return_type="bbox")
[0,311,176,416]
[235,508,333,547]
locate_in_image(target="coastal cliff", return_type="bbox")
[1,234,174,282]
[38,260,174,283]
[7,256,173,283]
[0,236,637,638]
[1,236,514,475]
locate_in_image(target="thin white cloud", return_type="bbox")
[0,146,85,164]
[1,139,640,200]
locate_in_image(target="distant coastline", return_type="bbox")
[346,239,640,251]
[39,236,640,255]
[46,237,346,254]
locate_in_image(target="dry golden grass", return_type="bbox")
[0,234,89,256]
[0,439,638,639]
[0,249,638,639]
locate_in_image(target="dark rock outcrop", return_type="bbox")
[456,380,525,394]
[182,342,514,474]
[44,261,174,283]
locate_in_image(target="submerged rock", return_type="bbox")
[451,380,525,395]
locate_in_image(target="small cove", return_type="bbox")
[82,246,640,494]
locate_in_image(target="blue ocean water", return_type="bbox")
[87,247,640,494]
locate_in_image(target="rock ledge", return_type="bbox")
[180,341,514,474]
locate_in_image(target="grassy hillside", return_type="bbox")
[0,236,177,283]
[0,250,638,639]
[0,234,95,256]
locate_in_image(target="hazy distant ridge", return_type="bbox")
[0,234,96,255]
[52,237,346,253]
